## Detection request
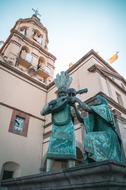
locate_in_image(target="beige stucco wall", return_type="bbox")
[112,77,125,89]
[0,105,43,177]
[108,82,126,107]
[0,15,56,177]
[0,65,46,177]
[99,76,126,118]
[3,41,20,63]
[97,74,126,109]
[0,66,46,117]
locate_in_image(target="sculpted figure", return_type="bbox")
[70,95,125,163]
[41,72,76,172]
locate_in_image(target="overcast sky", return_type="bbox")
[0,0,126,78]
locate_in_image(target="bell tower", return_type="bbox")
[0,12,56,84]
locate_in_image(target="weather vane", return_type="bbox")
[32,8,41,18]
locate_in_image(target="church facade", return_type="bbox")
[0,14,126,181]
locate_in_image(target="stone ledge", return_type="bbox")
[2,161,126,190]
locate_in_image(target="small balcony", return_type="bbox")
[36,66,50,78]
[16,57,32,69]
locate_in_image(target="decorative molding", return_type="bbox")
[89,63,126,85]
[43,131,51,139]
[43,121,52,128]
[10,40,21,47]
[67,49,117,74]
[112,109,122,117]
[88,64,126,95]
[116,116,126,124]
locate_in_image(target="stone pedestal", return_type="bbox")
[1,161,126,190]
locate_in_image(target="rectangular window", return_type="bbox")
[13,116,25,133]
[9,110,29,137]
[116,92,124,106]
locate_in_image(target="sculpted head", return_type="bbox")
[57,87,67,97]
[67,88,76,97]
[54,71,72,98]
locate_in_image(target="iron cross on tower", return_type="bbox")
[32,8,41,18]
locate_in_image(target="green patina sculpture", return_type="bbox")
[41,71,125,171]
[72,95,125,163]
[41,72,76,171]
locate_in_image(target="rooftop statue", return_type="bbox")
[32,8,41,18]
[71,95,126,163]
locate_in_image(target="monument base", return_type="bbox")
[1,161,126,190]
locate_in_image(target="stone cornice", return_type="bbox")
[89,64,126,84]
[2,161,126,189]
[116,116,126,123]
[67,49,118,74]
[88,64,126,95]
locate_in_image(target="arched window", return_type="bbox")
[37,57,46,69]
[19,46,31,61]
[19,26,27,36]
[37,35,43,45]
[1,162,21,180]
[19,46,30,59]
[33,29,43,44]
